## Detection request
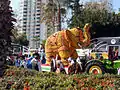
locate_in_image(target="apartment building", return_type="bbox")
[19,0,66,49]
[19,0,41,49]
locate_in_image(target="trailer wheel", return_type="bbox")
[86,61,105,74]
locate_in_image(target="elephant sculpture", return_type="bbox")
[45,23,91,66]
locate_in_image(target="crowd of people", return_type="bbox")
[50,55,78,74]
[6,51,76,74]
[6,46,46,72]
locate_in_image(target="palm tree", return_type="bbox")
[41,0,59,37]
[41,0,57,25]
[0,0,15,76]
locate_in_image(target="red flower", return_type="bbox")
[89,87,96,90]
[101,81,106,86]
[109,83,114,87]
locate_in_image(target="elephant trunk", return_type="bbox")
[82,23,91,47]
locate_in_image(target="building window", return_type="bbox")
[36,32,40,34]
[23,29,26,31]
[37,3,41,5]
[37,6,40,8]
[37,14,40,15]
[24,5,27,7]
[23,11,27,13]
[37,10,40,12]
[24,8,27,10]
[23,15,27,17]
[23,22,27,25]
[37,21,40,23]
[23,18,27,20]
[37,17,40,19]
[23,21,27,24]
[36,28,40,30]
[23,24,26,27]
[36,24,40,26]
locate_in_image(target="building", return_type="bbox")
[19,0,67,49]
[19,0,41,49]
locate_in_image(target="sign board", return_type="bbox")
[76,49,91,57]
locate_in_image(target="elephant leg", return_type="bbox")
[45,52,56,65]
[58,50,69,66]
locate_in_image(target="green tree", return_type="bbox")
[65,0,120,38]
[65,0,84,28]
[66,0,113,27]
[0,0,15,76]
[83,1,112,25]
[14,33,29,46]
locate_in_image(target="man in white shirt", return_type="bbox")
[68,57,74,66]
[31,55,38,70]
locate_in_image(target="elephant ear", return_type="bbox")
[64,30,79,48]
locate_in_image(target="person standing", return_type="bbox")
[15,56,21,67]
[31,55,38,70]
[20,56,27,68]
[50,56,57,72]
[22,58,27,68]
[68,57,74,66]
[37,56,42,72]
[39,44,46,64]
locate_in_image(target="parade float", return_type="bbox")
[42,23,91,73]
[41,23,120,75]
[45,23,90,66]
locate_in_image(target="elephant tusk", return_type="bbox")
[78,43,82,48]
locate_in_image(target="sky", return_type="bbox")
[10,0,120,12]
[113,0,120,12]
[10,0,19,11]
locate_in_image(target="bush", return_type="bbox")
[1,66,120,90]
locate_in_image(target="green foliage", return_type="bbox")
[14,33,29,46]
[32,36,40,41]
[0,0,15,76]
[1,66,120,90]
[66,0,84,28]
[66,0,113,28]
[42,40,46,46]
[65,0,120,38]
[60,8,66,15]
[0,0,15,55]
